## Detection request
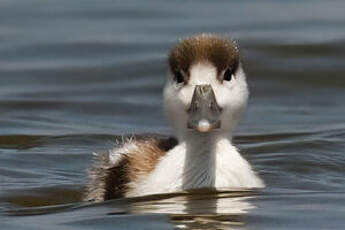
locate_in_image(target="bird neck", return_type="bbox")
[180,131,233,190]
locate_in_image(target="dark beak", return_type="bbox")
[187,85,222,132]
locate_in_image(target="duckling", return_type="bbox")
[84,34,264,202]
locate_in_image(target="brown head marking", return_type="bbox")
[169,34,240,82]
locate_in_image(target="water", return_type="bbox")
[1,0,345,229]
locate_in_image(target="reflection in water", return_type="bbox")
[1,190,257,230]
[124,190,256,230]
[170,197,252,230]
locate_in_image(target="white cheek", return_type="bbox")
[218,66,248,107]
[216,71,249,130]
[178,84,194,107]
[163,81,189,134]
[164,82,183,111]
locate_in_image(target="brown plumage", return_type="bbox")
[84,137,177,201]
[169,34,239,82]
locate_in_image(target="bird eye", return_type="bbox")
[175,71,184,84]
[223,68,233,81]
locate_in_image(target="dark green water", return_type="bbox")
[1,0,345,229]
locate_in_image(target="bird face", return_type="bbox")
[163,35,249,138]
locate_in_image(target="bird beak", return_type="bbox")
[187,85,222,132]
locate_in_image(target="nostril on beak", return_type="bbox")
[196,85,203,95]
[195,84,212,97]
[203,85,211,94]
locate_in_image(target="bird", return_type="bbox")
[84,34,264,202]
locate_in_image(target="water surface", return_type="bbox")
[1,0,345,229]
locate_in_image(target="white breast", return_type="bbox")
[126,138,264,197]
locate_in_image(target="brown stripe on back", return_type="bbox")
[126,137,178,182]
[169,34,239,81]
[104,157,130,200]
[84,137,178,201]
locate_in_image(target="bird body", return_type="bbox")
[84,34,264,202]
